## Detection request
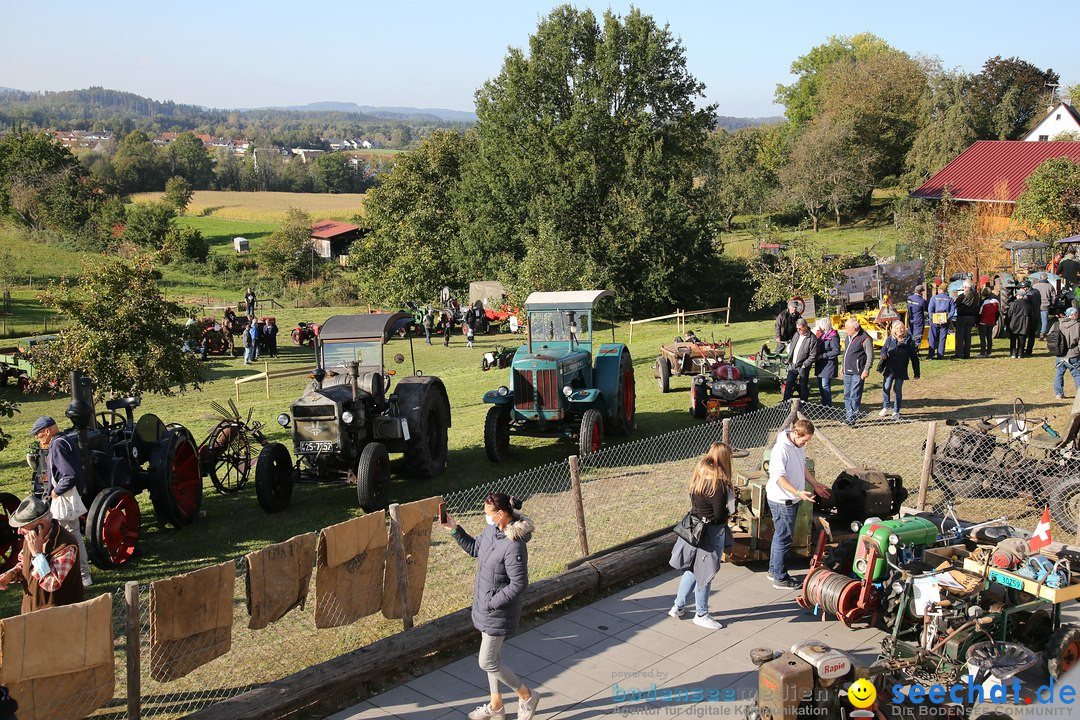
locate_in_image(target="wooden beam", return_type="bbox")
[917,421,937,512]
[796,409,857,468]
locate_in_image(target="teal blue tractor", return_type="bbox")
[482,290,635,461]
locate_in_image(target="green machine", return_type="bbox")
[852,517,939,582]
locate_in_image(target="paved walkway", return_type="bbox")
[328,562,884,719]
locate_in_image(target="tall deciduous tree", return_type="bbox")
[355,130,466,304]
[258,207,315,283]
[164,132,215,189]
[458,5,720,313]
[1013,157,1080,238]
[31,254,202,398]
[701,128,777,230]
[970,56,1058,140]
[746,232,847,309]
[113,130,165,192]
[163,175,194,214]
[904,67,978,186]
[0,131,103,232]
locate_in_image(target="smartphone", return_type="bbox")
[438,502,448,524]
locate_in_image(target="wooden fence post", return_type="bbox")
[725,297,732,326]
[388,503,414,630]
[264,361,270,399]
[628,320,634,345]
[917,421,937,512]
[568,456,590,557]
[125,581,141,720]
[721,417,730,447]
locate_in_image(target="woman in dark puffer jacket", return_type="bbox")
[445,493,540,720]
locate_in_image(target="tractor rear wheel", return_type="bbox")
[1049,477,1080,535]
[357,443,391,512]
[579,409,604,456]
[149,427,202,528]
[690,379,708,419]
[86,486,140,569]
[254,443,295,513]
[1046,624,1080,679]
[0,493,22,572]
[609,349,636,436]
[403,389,450,478]
[656,356,670,393]
[484,405,511,462]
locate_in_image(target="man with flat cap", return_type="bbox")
[0,495,85,612]
[28,416,92,587]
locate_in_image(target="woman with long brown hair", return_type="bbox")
[667,442,734,630]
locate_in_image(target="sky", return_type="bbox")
[2,1,1077,118]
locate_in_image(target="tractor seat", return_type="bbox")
[106,396,141,412]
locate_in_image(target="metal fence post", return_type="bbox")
[388,503,414,630]
[568,455,589,557]
[125,581,141,720]
[917,421,936,512]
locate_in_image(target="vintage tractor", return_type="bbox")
[21,371,203,569]
[258,312,452,513]
[654,337,759,417]
[291,321,321,346]
[481,290,635,461]
[653,335,723,392]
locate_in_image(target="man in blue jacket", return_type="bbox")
[906,285,927,357]
[926,285,955,360]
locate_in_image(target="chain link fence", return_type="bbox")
[66,400,1077,719]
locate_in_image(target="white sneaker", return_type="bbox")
[878,407,890,417]
[668,604,685,619]
[693,614,723,630]
[518,693,541,720]
[893,413,901,421]
[468,703,507,720]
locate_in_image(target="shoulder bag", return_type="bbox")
[673,512,706,547]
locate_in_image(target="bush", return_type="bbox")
[166,225,209,263]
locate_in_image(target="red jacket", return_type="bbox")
[979,297,1000,325]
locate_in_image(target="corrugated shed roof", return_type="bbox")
[911,140,1080,203]
[310,220,360,239]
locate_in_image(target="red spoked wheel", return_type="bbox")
[86,487,140,569]
[149,427,202,528]
[0,493,23,571]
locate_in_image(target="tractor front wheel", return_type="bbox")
[579,409,604,457]
[1046,624,1080,679]
[484,405,511,462]
[690,379,708,419]
[86,487,140,569]
[1049,477,1080,535]
[656,356,670,393]
[357,443,391,512]
[403,389,450,479]
[254,443,295,513]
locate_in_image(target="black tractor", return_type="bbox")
[257,312,452,513]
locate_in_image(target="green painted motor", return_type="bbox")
[852,517,939,581]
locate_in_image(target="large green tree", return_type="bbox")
[355,130,467,304]
[970,56,1058,140]
[457,5,720,313]
[164,132,215,189]
[1013,157,1080,238]
[903,68,978,186]
[258,207,316,283]
[31,254,202,397]
[0,131,103,232]
[701,128,777,230]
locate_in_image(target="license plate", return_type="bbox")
[299,441,333,452]
[989,570,1023,590]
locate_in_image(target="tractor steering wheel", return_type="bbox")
[96,410,127,442]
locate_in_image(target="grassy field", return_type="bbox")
[0,304,1067,618]
[130,190,366,222]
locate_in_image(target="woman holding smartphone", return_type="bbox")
[442,493,540,720]
[667,442,734,630]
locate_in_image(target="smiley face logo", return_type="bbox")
[848,678,877,709]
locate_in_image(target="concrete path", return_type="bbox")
[327,562,885,719]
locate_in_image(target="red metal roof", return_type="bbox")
[911,140,1080,203]
[310,220,360,239]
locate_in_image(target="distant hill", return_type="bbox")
[715,115,783,131]
[0,86,20,94]
[287,101,476,123]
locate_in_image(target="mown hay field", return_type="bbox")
[130,190,366,222]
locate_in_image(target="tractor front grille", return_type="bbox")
[514,369,560,411]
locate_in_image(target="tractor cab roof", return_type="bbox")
[319,312,413,342]
[524,290,614,312]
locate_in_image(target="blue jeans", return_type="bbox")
[1042,311,1050,336]
[673,570,711,615]
[817,376,833,406]
[882,376,904,413]
[424,326,432,344]
[843,374,865,424]
[768,500,799,580]
[1055,357,1080,397]
[243,347,252,363]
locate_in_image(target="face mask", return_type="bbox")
[485,514,497,526]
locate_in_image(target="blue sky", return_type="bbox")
[2,1,1076,117]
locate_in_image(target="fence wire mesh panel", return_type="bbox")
[76,400,1080,719]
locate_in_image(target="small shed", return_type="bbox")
[233,237,250,253]
[310,220,363,260]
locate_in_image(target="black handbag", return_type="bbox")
[673,512,706,547]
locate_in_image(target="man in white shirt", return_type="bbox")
[765,419,830,589]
